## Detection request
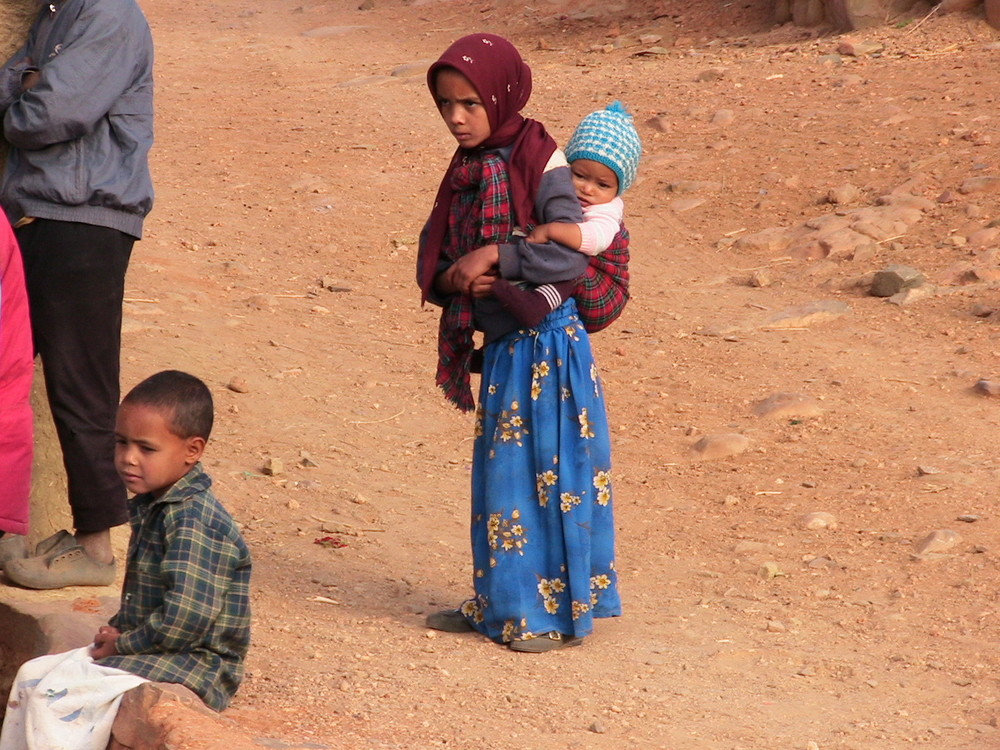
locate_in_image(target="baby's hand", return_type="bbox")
[526,224,551,244]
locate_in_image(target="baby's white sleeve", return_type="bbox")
[577,197,625,256]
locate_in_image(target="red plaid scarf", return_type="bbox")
[435,153,516,412]
[577,226,631,333]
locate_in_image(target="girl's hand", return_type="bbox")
[446,244,500,295]
[470,270,498,298]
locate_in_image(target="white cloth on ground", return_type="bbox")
[0,646,147,750]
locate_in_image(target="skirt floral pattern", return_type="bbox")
[462,299,621,643]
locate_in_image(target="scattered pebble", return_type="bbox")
[754,392,823,419]
[799,512,838,530]
[759,561,785,579]
[870,264,926,297]
[227,376,250,393]
[690,433,749,460]
[263,457,285,476]
[974,379,1000,397]
[914,529,961,555]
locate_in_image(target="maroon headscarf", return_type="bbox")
[418,33,557,299]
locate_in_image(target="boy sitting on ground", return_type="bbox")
[0,370,252,749]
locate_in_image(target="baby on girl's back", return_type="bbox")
[493,101,641,332]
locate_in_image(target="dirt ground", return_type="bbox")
[59,0,1000,746]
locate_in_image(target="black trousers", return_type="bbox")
[16,219,133,533]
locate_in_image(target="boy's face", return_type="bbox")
[114,403,206,499]
[570,159,619,206]
[435,68,491,150]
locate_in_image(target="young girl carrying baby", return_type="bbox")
[418,33,621,652]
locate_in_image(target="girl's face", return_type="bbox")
[435,68,491,150]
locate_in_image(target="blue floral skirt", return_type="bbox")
[460,299,621,643]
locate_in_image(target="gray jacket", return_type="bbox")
[0,0,154,238]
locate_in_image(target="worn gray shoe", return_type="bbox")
[0,534,28,571]
[5,545,117,589]
[33,529,78,557]
[508,632,582,653]
[425,609,475,633]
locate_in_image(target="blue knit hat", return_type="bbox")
[565,101,642,195]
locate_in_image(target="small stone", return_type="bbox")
[286,498,300,510]
[974,379,1000,397]
[837,39,883,56]
[888,285,936,306]
[711,109,734,126]
[226,376,249,393]
[759,561,785,579]
[957,514,980,523]
[753,392,823,419]
[263,458,284,477]
[695,68,726,82]
[764,300,850,329]
[870,264,925,297]
[748,269,771,288]
[766,619,786,632]
[647,115,671,133]
[299,451,318,468]
[916,465,941,476]
[826,183,861,205]
[971,303,996,318]
[690,433,749,460]
[245,293,275,310]
[799,512,838,530]
[589,722,606,734]
[959,175,1000,194]
[722,495,741,507]
[914,529,961,555]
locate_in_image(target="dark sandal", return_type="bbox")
[425,609,475,633]
[508,632,581,653]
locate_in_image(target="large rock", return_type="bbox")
[776,0,925,30]
[987,0,1000,27]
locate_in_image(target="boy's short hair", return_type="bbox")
[122,370,214,440]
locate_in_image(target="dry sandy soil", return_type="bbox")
[21,0,1000,747]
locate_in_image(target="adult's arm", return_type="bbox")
[497,159,587,284]
[0,40,33,114]
[4,1,150,150]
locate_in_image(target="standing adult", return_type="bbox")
[0,0,154,588]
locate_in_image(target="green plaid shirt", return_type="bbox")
[99,464,252,711]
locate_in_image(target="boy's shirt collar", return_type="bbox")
[131,463,210,505]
